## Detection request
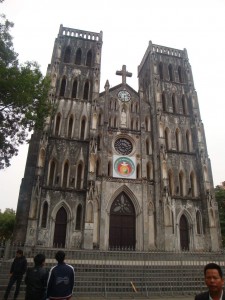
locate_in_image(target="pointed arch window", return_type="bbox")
[168,170,174,195]
[146,162,151,180]
[48,160,56,186]
[72,80,78,98]
[114,117,117,128]
[182,95,187,115]
[62,161,69,188]
[108,161,112,176]
[172,94,176,113]
[190,171,196,197]
[136,163,141,179]
[83,81,89,100]
[96,159,100,176]
[168,64,174,81]
[41,202,48,228]
[179,171,184,196]
[131,119,134,130]
[59,77,66,97]
[75,48,82,65]
[64,46,71,63]
[186,130,191,152]
[80,118,86,140]
[165,128,169,150]
[178,66,183,83]
[75,204,82,230]
[146,139,149,155]
[55,113,61,136]
[98,113,102,126]
[68,116,74,139]
[159,62,164,80]
[145,117,150,131]
[136,119,139,130]
[97,135,101,150]
[162,92,166,111]
[86,49,92,67]
[76,162,83,189]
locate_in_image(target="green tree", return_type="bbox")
[0,208,16,240]
[215,185,225,247]
[0,14,51,169]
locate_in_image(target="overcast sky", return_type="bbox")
[1,0,225,211]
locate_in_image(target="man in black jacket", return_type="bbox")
[25,253,49,300]
[195,263,225,300]
[3,249,27,300]
[46,250,74,300]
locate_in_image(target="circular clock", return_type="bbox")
[118,90,131,102]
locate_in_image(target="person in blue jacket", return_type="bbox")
[46,250,74,300]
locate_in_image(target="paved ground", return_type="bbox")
[0,292,196,300]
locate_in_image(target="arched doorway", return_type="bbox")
[53,207,67,247]
[179,215,189,250]
[109,192,135,250]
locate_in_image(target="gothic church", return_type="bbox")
[14,25,221,251]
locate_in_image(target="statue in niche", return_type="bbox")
[121,108,127,127]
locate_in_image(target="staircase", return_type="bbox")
[1,245,224,299]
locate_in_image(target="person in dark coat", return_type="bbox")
[3,249,27,300]
[195,263,225,300]
[46,250,74,300]
[25,253,49,300]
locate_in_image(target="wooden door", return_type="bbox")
[53,207,67,247]
[109,192,135,250]
[180,214,189,251]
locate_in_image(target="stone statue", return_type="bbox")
[121,109,127,127]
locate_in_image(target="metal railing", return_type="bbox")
[1,242,225,298]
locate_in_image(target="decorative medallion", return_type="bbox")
[113,156,135,178]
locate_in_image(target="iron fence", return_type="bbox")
[1,242,225,298]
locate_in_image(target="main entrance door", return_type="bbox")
[53,207,67,247]
[179,214,189,251]
[109,192,135,250]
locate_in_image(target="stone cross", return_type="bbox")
[116,65,132,85]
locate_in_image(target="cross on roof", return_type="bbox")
[116,65,132,85]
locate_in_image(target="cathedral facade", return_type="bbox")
[14,25,221,251]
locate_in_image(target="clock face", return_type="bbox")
[118,90,131,102]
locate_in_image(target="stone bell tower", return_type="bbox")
[14,25,221,252]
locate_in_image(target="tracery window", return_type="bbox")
[75,204,82,230]
[64,46,71,63]
[41,202,48,228]
[72,80,78,98]
[59,77,66,97]
[75,48,82,65]
[114,138,133,155]
[86,49,92,67]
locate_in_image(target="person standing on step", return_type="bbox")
[3,249,27,300]
[25,253,49,300]
[195,262,225,300]
[46,250,74,300]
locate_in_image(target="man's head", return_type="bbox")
[204,263,224,297]
[55,250,65,263]
[16,249,23,257]
[34,254,46,267]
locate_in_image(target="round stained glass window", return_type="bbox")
[114,138,133,155]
